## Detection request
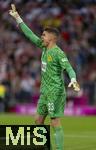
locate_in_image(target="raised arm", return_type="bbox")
[9,4,42,48]
[58,50,80,91]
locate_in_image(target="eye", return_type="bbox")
[42,33,45,36]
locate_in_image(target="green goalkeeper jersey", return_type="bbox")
[19,22,76,95]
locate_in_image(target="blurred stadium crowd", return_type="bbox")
[0,0,96,111]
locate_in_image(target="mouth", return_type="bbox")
[41,39,45,44]
[41,39,45,46]
[41,38,44,42]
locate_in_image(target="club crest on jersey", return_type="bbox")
[47,55,52,62]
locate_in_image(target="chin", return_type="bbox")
[43,42,48,47]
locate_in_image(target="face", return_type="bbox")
[41,31,56,47]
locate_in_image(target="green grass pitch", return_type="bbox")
[0,113,96,150]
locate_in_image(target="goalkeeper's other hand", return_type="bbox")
[68,78,80,92]
[9,4,20,19]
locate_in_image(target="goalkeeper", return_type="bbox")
[9,4,80,150]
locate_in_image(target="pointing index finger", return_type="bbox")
[11,4,16,11]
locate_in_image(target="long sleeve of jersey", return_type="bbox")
[19,22,43,48]
[58,50,76,79]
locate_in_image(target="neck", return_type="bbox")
[47,42,56,50]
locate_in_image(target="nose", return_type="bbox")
[41,35,43,39]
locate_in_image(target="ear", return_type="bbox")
[54,35,58,41]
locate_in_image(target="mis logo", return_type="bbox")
[47,55,52,62]
[0,125,50,150]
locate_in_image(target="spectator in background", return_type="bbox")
[15,67,35,103]
[0,84,6,112]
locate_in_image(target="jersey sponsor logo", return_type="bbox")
[61,58,68,62]
[47,55,52,62]
[41,61,47,72]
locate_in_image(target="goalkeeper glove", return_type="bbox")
[68,78,80,92]
[9,4,23,24]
